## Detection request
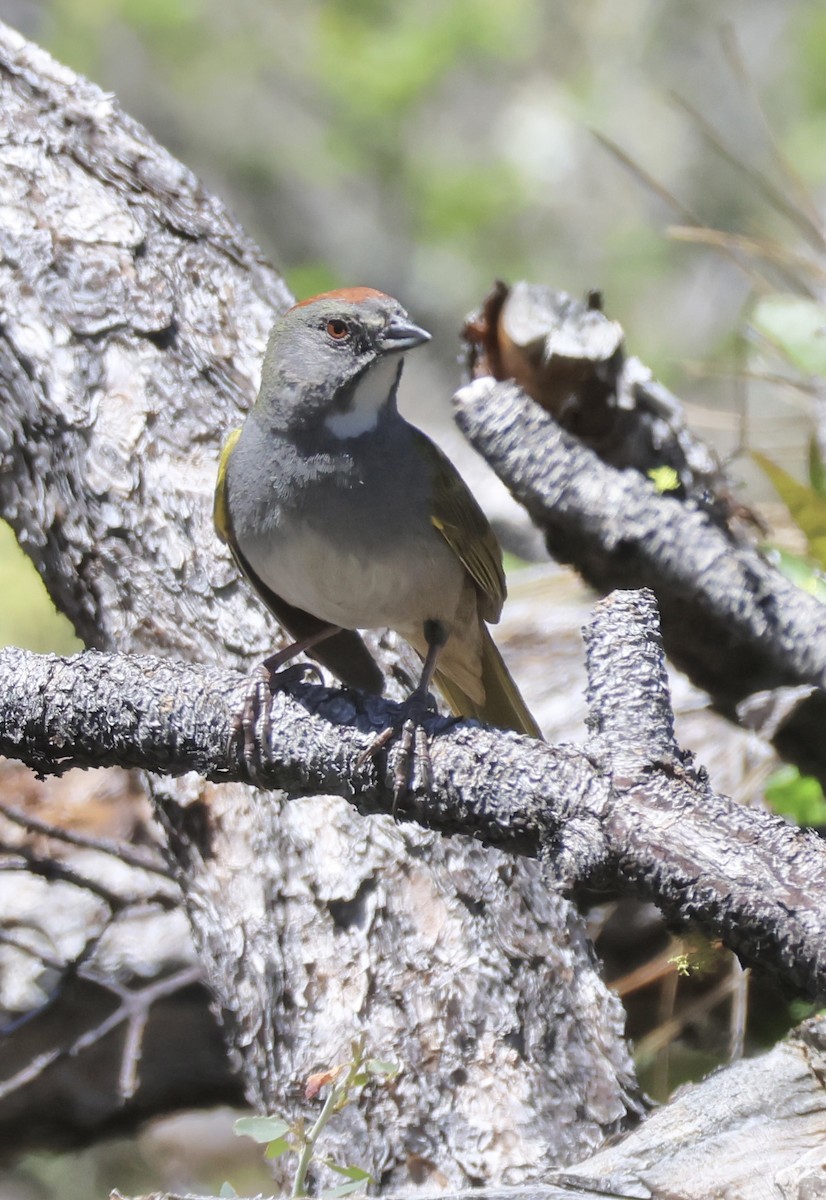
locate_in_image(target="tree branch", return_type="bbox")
[455,376,826,782]
[0,24,640,1176]
[3,590,825,1000]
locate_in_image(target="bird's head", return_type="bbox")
[256,287,431,438]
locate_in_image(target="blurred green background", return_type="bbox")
[3,0,826,649]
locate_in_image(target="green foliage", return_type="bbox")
[48,0,202,77]
[233,1038,399,1198]
[666,935,721,979]
[318,1164,372,1198]
[809,436,826,499]
[636,1045,727,1103]
[0,522,82,653]
[119,0,199,35]
[647,465,680,493]
[286,264,343,304]
[751,435,826,839]
[500,551,531,574]
[795,5,826,114]
[234,1116,291,1144]
[753,448,826,574]
[764,546,826,602]
[788,998,823,1023]
[414,164,527,240]
[764,764,826,826]
[751,294,826,377]
[754,436,826,593]
[315,0,534,121]
[668,952,691,977]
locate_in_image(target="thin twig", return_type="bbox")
[0,801,171,878]
[0,965,203,1104]
[720,23,825,243]
[592,129,771,289]
[669,90,824,260]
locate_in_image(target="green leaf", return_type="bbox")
[765,765,826,826]
[264,1136,293,1160]
[753,451,826,570]
[0,520,82,653]
[809,437,826,499]
[789,998,822,1022]
[768,548,826,601]
[326,1164,372,1181]
[234,1115,291,1143]
[668,953,691,977]
[319,1180,370,1198]
[364,1059,400,1077]
[219,1184,237,1198]
[501,551,532,574]
[647,466,680,493]
[286,263,341,305]
[751,294,826,375]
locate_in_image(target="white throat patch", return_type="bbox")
[325,356,400,439]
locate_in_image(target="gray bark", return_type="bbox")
[124,1015,826,1197]
[0,22,639,1184]
[3,589,825,1002]
[455,376,826,784]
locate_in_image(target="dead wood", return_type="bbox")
[455,375,826,784]
[1,590,824,1004]
[0,21,638,1181]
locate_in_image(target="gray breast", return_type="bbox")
[228,412,466,633]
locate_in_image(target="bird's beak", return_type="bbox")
[379,317,431,353]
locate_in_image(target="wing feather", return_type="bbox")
[409,428,506,623]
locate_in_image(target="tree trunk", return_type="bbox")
[0,22,640,1186]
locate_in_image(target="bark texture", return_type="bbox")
[2,589,825,1003]
[125,1015,826,1197]
[455,377,826,784]
[0,22,639,1184]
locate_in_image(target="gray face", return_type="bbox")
[254,290,430,434]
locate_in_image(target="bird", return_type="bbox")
[214,287,541,762]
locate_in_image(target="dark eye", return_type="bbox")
[326,319,349,340]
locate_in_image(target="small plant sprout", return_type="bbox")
[233,1035,400,1199]
[647,465,680,494]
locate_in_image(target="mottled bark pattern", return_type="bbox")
[0,23,639,1184]
[100,1015,826,1198]
[3,589,826,1001]
[456,377,826,783]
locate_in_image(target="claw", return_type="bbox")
[390,719,434,816]
[358,692,437,820]
[233,659,326,778]
[240,665,271,776]
[232,624,342,778]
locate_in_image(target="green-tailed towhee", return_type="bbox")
[214,287,540,740]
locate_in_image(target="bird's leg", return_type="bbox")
[236,624,341,776]
[260,624,342,681]
[362,620,447,814]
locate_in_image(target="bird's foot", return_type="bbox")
[358,690,437,818]
[234,653,324,778]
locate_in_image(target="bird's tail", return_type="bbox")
[434,627,542,739]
